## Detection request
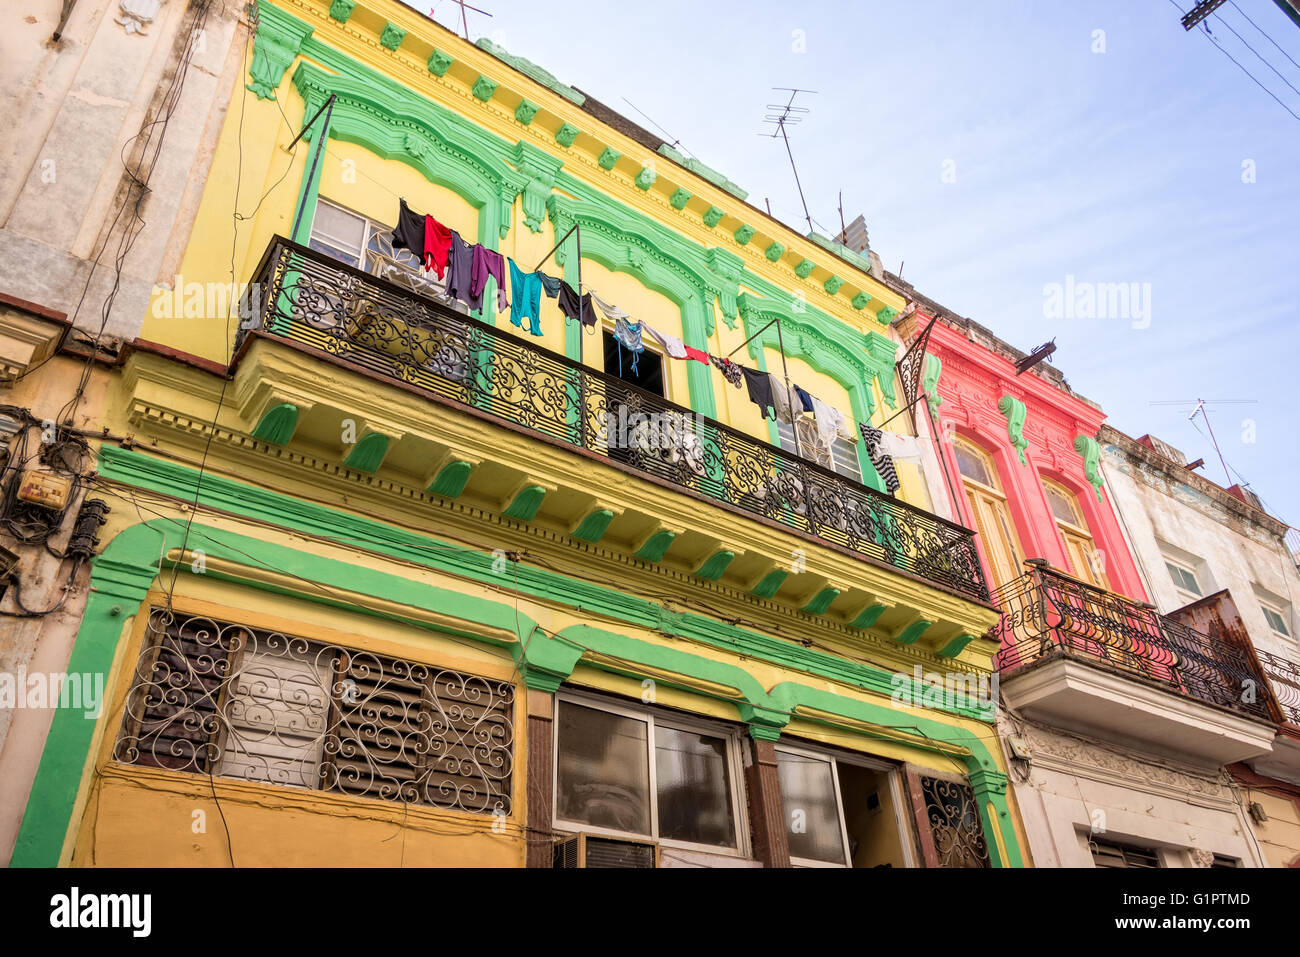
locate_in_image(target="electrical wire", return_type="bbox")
[1228,0,1300,72]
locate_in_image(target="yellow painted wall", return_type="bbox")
[1237,786,1300,868]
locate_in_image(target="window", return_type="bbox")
[554,694,745,854]
[774,743,917,868]
[603,329,665,398]
[954,442,993,486]
[1261,603,1292,639]
[1165,559,1202,605]
[1090,838,1161,868]
[917,774,991,868]
[952,437,1025,591]
[308,198,467,312]
[1042,478,1107,588]
[777,417,862,483]
[114,609,515,815]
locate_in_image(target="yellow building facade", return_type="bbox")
[11,0,1030,867]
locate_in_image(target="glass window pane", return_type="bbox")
[556,702,651,836]
[654,726,736,848]
[311,200,366,252]
[1263,606,1290,636]
[776,750,846,864]
[954,444,992,486]
[1044,484,1078,525]
[308,238,360,268]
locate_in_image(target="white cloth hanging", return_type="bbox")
[643,323,688,359]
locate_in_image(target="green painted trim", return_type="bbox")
[922,354,942,413]
[806,231,874,276]
[379,23,405,50]
[998,395,1029,465]
[474,38,586,106]
[824,275,844,295]
[733,224,755,245]
[514,99,539,126]
[472,75,498,101]
[669,188,691,211]
[850,603,887,629]
[1074,434,1104,502]
[572,508,615,543]
[503,485,547,522]
[554,122,580,148]
[247,3,313,100]
[93,446,1000,727]
[251,402,299,446]
[803,587,841,615]
[342,432,389,473]
[765,241,785,262]
[327,0,354,23]
[937,633,977,658]
[750,569,788,599]
[634,529,676,562]
[694,550,735,581]
[794,258,814,279]
[634,166,657,190]
[429,460,473,497]
[597,147,621,170]
[894,620,933,645]
[427,49,454,77]
[851,292,871,310]
[876,305,898,325]
[656,144,748,200]
[702,206,724,228]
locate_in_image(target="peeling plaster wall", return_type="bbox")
[0,0,246,340]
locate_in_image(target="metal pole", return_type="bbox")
[290,95,335,244]
[575,225,584,330]
[286,93,336,152]
[726,317,777,359]
[774,313,804,462]
[925,399,964,521]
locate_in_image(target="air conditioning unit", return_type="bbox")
[552,833,660,868]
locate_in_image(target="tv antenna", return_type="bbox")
[759,88,816,233]
[431,0,493,40]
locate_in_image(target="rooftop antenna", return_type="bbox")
[1187,398,1233,487]
[622,98,692,158]
[759,87,816,233]
[434,0,492,41]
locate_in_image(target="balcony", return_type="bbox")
[233,237,988,604]
[1250,649,1300,785]
[992,562,1277,765]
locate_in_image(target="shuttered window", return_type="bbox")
[115,610,515,815]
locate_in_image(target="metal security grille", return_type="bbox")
[235,237,990,603]
[1090,839,1160,868]
[919,776,990,868]
[113,609,515,815]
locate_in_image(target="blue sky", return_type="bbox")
[419,0,1300,527]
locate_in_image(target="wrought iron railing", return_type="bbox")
[1256,649,1300,727]
[236,237,989,602]
[991,562,1273,720]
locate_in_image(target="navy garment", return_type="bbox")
[793,385,816,414]
[558,281,594,327]
[741,366,776,420]
[445,232,478,308]
[538,273,562,298]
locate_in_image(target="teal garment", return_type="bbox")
[508,259,543,336]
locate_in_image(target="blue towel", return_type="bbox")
[508,259,543,336]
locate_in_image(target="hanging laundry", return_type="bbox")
[808,394,847,451]
[793,384,816,414]
[591,291,630,322]
[445,231,476,307]
[470,245,509,312]
[557,281,595,327]
[878,431,923,462]
[614,317,645,374]
[769,376,809,425]
[538,272,562,299]
[391,199,426,262]
[683,345,710,364]
[508,259,543,336]
[741,366,777,420]
[644,323,688,359]
[423,215,453,278]
[709,354,743,388]
[859,425,901,495]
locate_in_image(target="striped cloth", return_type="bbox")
[859,425,900,495]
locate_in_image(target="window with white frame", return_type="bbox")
[308,198,467,312]
[777,418,862,483]
[774,742,920,868]
[1260,600,1293,640]
[1162,555,1204,606]
[553,694,746,854]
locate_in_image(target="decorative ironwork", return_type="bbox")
[1256,649,1300,727]
[237,238,990,602]
[991,564,1274,720]
[895,315,936,423]
[113,609,515,815]
[919,775,989,868]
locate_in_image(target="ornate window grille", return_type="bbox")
[113,609,515,815]
[919,775,990,868]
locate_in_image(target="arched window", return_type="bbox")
[953,437,1024,591]
[1042,478,1108,588]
